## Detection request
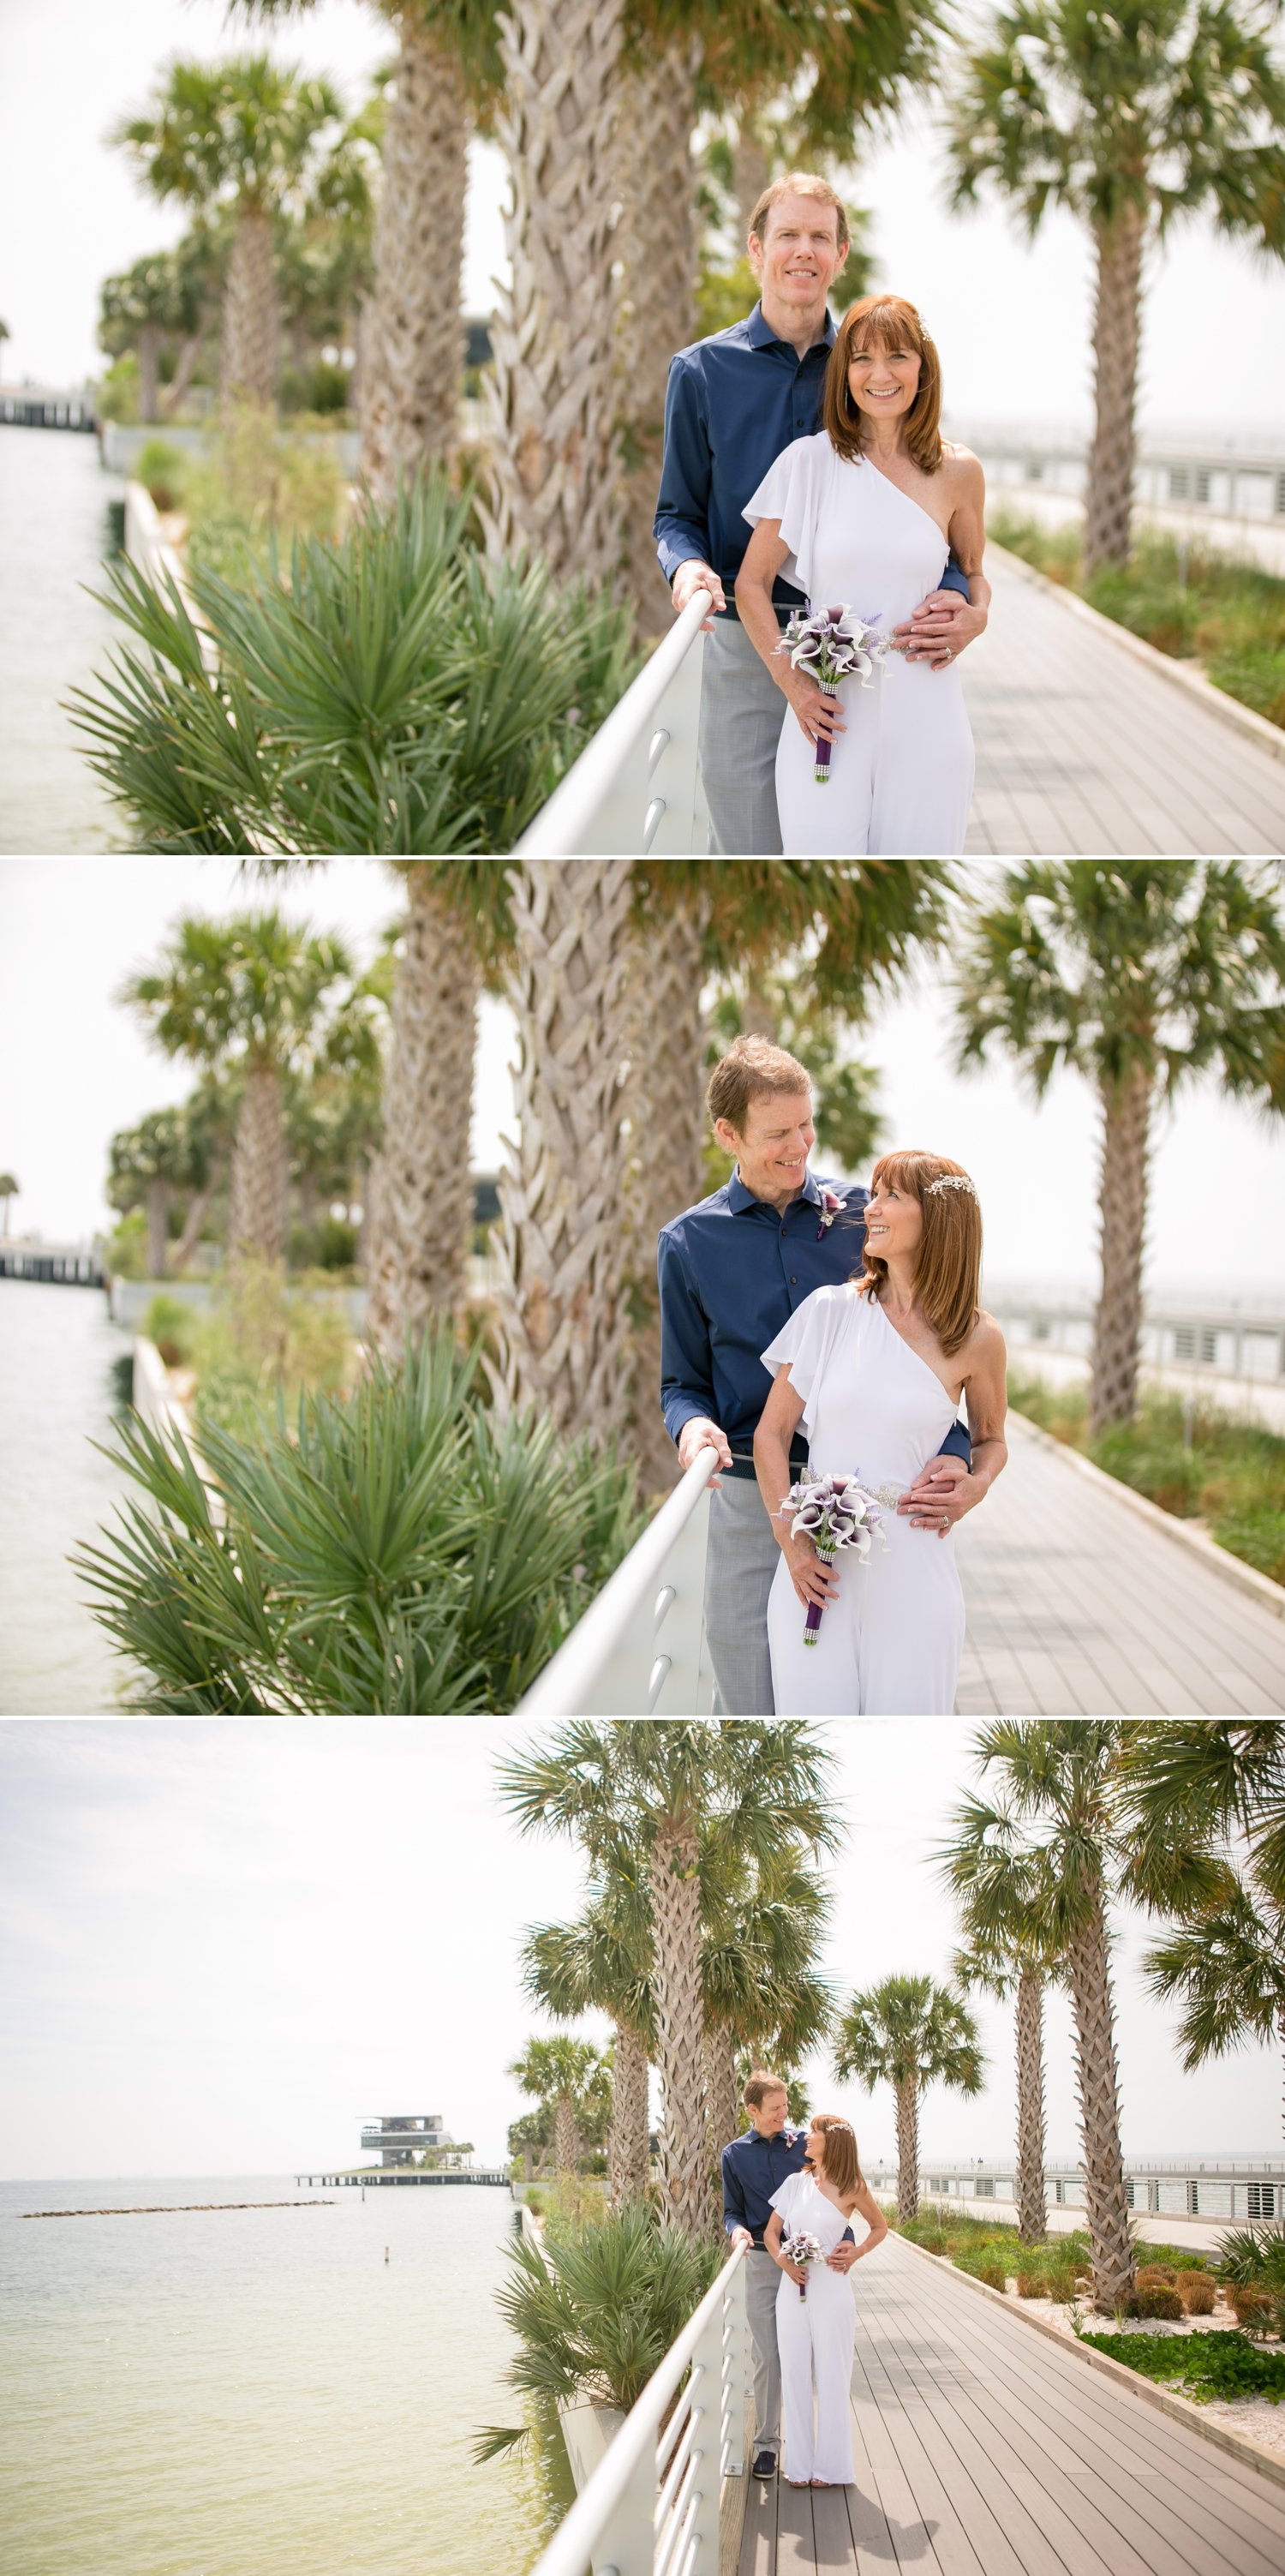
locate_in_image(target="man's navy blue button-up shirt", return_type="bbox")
[653,303,969,624]
[657,1167,971,1481]
[722,2123,812,2242]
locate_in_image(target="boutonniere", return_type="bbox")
[816,1189,844,1240]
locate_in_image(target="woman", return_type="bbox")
[734,296,987,855]
[754,1151,1007,1716]
[764,2114,887,2486]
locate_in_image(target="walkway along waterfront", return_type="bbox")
[517,1414,1285,1716]
[515,545,1285,857]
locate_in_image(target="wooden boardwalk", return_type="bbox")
[962,550,1285,855]
[738,2232,1285,2575]
[953,1415,1285,1716]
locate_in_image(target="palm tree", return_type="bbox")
[107,1108,193,1281]
[0,1174,17,1238]
[947,2,1285,568]
[699,1854,834,2209]
[240,2,501,496]
[1119,1722,1285,2149]
[833,1974,983,2226]
[98,253,195,426]
[482,0,626,586]
[938,1813,1063,2244]
[121,910,366,1267]
[506,2032,608,2173]
[962,1721,1135,2312]
[954,861,1285,1431]
[113,56,347,406]
[498,1718,840,2233]
[492,860,638,1444]
[518,1862,654,2205]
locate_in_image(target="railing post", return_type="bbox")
[591,2441,657,2576]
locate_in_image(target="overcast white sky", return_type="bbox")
[3,856,1283,1291]
[1,1717,1276,2181]
[1,1,1282,436]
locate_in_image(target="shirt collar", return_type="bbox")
[744,299,836,356]
[728,1167,823,1215]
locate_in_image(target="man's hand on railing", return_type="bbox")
[677,1417,732,1486]
[672,560,726,631]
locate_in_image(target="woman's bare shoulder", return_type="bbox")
[940,441,983,488]
[963,1308,1007,1364]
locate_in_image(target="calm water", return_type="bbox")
[0,427,127,853]
[0,2175,570,2576]
[0,1280,136,1714]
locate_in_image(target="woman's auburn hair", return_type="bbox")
[810,2113,864,2204]
[852,1147,982,1357]
[822,294,944,475]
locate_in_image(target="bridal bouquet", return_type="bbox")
[774,1471,888,1649]
[775,602,888,784]
[780,2230,826,2301]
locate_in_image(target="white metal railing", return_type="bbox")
[516,1446,717,1716]
[870,2160,1285,2221]
[515,591,709,855]
[527,2240,749,2576]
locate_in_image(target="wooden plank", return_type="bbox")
[849,2353,959,2576]
[775,2475,818,2575]
[850,2340,997,2576]
[810,2481,858,2573]
[738,2471,780,2576]
[889,2255,1282,2576]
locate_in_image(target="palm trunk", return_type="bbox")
[613,42,700,632]
[895,2076,919,2225]
[145,1178,170,1282]
[1090,1060,1153,1433]
[221,204,279,409]
[159,320,209,422]
[482,0,625,586]
[137,323,160,427]
[623,887,709,1493]
[1066,1899,1133,2312]
[367,868,479,1357]
[228,1061,288,1267]
[1085,203,1145,573]
[170,1183,214,1275]
[702,2019,741,2235]
[553,2093,579,2175]
[743,973,779,1043]
[359,16,468,503]
[650,1814,708,2233]
[1014,1968,1048,2246]
[607,2019,651,2206]
[492,860,636,1443]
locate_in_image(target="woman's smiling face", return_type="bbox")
[864,1178,923,1264]
[846,332,920,425]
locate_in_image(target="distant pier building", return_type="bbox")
[362,2113,452,2168]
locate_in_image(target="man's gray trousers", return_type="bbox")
[699,620,786,856]
[704,1477,779,1716]
[745,2247,784,2457]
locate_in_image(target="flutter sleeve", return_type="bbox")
[743,434,822,597]
[768,2173,800,2226]
[760,1285,845,1441]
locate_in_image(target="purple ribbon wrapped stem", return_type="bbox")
[803,1541,837,1647]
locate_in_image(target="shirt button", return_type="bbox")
[790,1276,797,1284]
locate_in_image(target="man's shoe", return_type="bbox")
[752,2450,778,2479]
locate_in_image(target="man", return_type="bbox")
[654,172,990,855]
[722,2069,857,2480]
[659,1036,999,1716]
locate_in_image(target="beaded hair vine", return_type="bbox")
[926,1173,977,1199]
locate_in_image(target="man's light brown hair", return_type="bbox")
[823,294,944,476]
[748,172,851,258]
[707,1036,811,1136]
[743,2068,788,2112]
[852,1147,982,1357]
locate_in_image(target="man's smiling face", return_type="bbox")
[749,193,847,320]
[714,1087,816,1210]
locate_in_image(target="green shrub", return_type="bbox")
[1079,2329,1285,2401]
[1177,2273,1216,2317]
[1135,2264,1176,2288]
[75,1327,644,1714]
[106,1209,149,1279]
[1132,2285,1184,2321]
[1015,2270,1048,2298]
[141,1292,200,1369]
[182,1265,353,1441]
[475,2203,724,2458]
[136,437,187,513]
[1217,2222,1285,2291]
[524,2188,547,2217]
[71,473,638,856]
